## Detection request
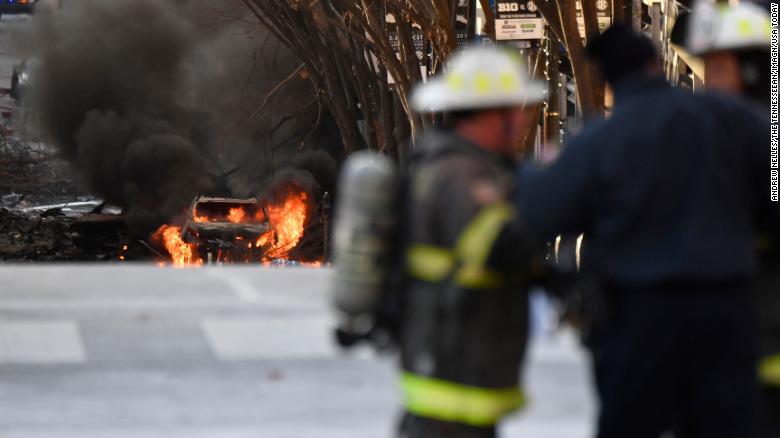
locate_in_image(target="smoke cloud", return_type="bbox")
[17,0,335,232]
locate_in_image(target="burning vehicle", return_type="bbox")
[0,0,37,15]
[154,186,317,267]
[181,197,271,264]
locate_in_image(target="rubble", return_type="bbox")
[0,136,142,262]
[0,207,138,262]
[0,136,86,206]
[1,192,21,208]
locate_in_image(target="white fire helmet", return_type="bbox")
[686,1,771,56]
[411,46,546,113]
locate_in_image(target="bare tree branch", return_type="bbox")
[242,0,608,156]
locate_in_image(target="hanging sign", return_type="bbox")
[495,0,544,47]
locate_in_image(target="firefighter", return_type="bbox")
[686,0,771,106]
[397,46,544,438]
[685,2,779,436]
[517,24,772,438]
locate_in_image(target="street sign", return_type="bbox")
[495,0,544,43]
[386,14,430,84]
[455,0,475,47]
[496,18,545,40]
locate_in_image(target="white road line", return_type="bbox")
[205,269,261,303]
[0,299,237,311]
[202,317,338,361]
[0,320,87,364]
[0,299,323,311]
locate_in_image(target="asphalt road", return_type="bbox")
[0,265,595,438]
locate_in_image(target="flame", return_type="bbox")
[256,190,309,260]
[227,207,247,224]
[154,225,202,268]
[153,188,313,266]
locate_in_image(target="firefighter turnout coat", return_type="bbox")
[398,130,532,427]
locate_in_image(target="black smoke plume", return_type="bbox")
[17,0,336,232]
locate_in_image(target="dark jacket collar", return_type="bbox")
[613,74,671,107]
[415,129,513,168]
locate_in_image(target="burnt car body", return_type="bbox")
[181,197,271,263]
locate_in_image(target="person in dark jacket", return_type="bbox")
[516,24,774,438]
[398,46,544,438]
[685,3,778,436]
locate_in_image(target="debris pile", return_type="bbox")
[0,136,132,262]
[0,207,136,261]
[0,136,84,206]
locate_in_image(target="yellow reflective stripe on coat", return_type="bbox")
[453,202,516,289]
[455,203,515,266]
[407,245,455,283]
[400,372,526,426]
[405,203,516,289]
[406,244,505,289]
[759,354,780,387]
[454,264,504,289]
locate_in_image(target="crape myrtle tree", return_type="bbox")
[242,0,626,157]
[534,0,633,117]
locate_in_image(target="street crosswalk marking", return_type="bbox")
[205,269,261,303]
[0,320,86,364]
[0,316,343,365]
[201,317,338,361]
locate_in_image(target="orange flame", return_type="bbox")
[227,207,247,224]
[154,188,312,266]
[256,191,309,260]
[193,214,210,223]
[154,225,202,268]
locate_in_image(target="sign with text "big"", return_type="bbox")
[495,0,544,41]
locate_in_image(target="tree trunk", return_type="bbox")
[580,0,600,45]
[535,0,605,118]
[521,49,544,155]
[613,0,628,23]
[633,0,643,31]
[558,0,599,117]
[581,0,605,112]
[478,0,495,39]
